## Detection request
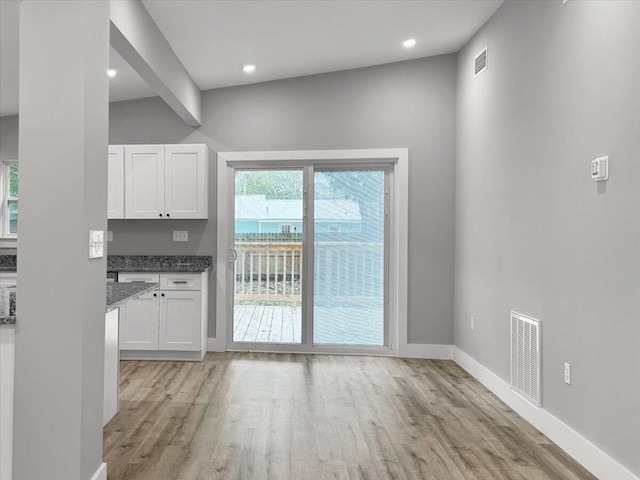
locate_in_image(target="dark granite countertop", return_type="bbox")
[0,282,159,324]
[0,255,213,273]
[0,286,16,324]
[107,255,212,273]
[106,282,159,312]
[0,254,17,272]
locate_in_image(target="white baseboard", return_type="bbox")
[207,336,226,352]
[399,343,453,359]
[453,347,639,480]
[120,350,204,361]
[206,339,454,358]
[90,463,107,480]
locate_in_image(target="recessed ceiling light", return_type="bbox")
[403,38,417,49]
[243,64,256,74]
[107,69,117,78]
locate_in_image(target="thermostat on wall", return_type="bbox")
[591,156,608,182]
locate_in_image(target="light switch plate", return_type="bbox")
[89,230,104,259]
[173,230,188,242]
[107,231,113,242]
[591,156,608,182]
[564,362,571,385]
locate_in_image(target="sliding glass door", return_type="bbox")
[313,169,387,346]
[231,165,389,351]
[232,170,303,344]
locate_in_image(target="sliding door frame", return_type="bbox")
[215,149,409,356]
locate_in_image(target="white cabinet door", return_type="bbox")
[158,291,202,351]
[124,145,165,219]
[107,145,125,219]
[164,144,208,219]
[120,292,159,350]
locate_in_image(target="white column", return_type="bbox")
[14,1,110,479]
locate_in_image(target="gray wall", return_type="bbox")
[0,114,18,161]
[13,2,110,479]
[108,55,457,343]
[455,0,640,475]
[1,56,458,343]
[109,55,456,344]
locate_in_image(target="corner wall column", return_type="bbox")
[14,1,110,479]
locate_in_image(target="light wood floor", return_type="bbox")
[104,353,596,480]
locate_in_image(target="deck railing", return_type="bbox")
[234,235,384,305]
[234,242,303,304]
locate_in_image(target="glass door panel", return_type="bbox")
[313,170,386,346]
[233,170,303,344]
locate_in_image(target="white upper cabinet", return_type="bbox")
[164,144,208,219]
[107,145,125,219]
[120,144,208,219]
[124,145,166,219]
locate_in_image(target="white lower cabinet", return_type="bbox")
[159,290,201,351]
[120,292,159,351]
[119,272,208,360]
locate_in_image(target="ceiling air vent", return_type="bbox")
[474,47,488,78]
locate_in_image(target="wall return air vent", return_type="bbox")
[510,311,541,406]
[474,47,488,78]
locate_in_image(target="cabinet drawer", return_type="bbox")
[160,273,202,291]
[119,273,161,283]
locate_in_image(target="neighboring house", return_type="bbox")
[235,194,361,234]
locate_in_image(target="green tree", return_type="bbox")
[9,164,18,197]
[235,171,302,199]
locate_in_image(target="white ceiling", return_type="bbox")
[0,0,503,117]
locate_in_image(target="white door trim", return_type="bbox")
[215,149,409,356]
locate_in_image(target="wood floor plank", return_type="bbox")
[233,305,254,341]
[255,305,274,342]
[105,353,595,480]
[268,306,284,343]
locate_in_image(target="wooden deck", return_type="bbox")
[233,305,302,343]
[233,304,384,345]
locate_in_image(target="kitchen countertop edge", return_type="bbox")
[106,282,159,312]
[1,282,160,324]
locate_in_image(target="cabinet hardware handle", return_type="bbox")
[172,281,188,284]
[161,293,165,297]
[166,213,170,217]
[159,213,163,217]
[153,293,157,297]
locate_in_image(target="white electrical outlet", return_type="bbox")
[471,316,475,331]
[173,230,188,242]
[107,231,113,242]
[564,362,571,385]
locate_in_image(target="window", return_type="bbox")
[1,162,18,237]
[279,223,292,234]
